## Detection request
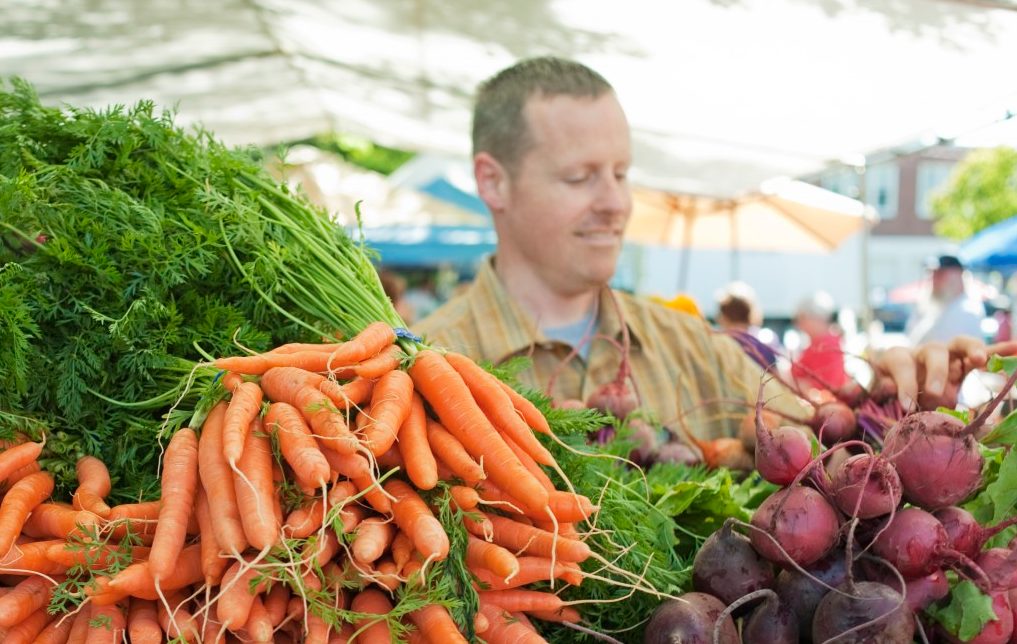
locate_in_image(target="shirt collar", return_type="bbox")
[466,257,643,363]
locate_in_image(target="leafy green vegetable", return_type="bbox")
[926,579,998,642]
[0,78,401,500]
[506,385,772,644]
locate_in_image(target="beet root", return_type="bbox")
[692,520,774,606]
[775,549,849,639]
[935,506,983,559]
[642,592,739,644]
[871,507,949,578]
[586,380,638,420]
[812,581,914,643]
[814,401,857,445]
[883,411,982,510]
[754,423,813,487]
[830,453,902,519]
[742,592,798,644]
[750,486,841,567]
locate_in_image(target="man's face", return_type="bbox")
[495,92,632,296]
[931,267,963,300]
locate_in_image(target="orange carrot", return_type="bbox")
[351,474,391,515]
[449,486,480,512]
[479,589,564,614]
[156,592,200,643]
[22,504,100,540]
[320,446,370,480]
[148,428,199,582]
[66,606,91,644]
[260,366,326,399]
[446,352,554,466]
[107,501,160,539]
[45,543,149,570]
[353,344,404,379]
[371,558,401,592]
[214,350,337,376]
[478,602,545,644]
[351,517,395,564]
[263,583,290,627]
[350,589,393,644]
[391,530,414,570]
[360,369,414,456]
[215,559,269,630]
[1,539,70,576]
[265,402,330,487]
[233,418,280,550]
[472,556,581,591]
[5,604,54,644]
[327,482,367,534]
[306,609,331,644]
[527,606,581,623]
[496,380,552,435]
[483,513,591,562]
[326,321,397,367]
[71,456,112,518]
[0,471,53,557]
[0,574,58,627]
[221,370,244,392]
[410,351,548,513]
[319,377,375,414]
[197,401,247,555]
[462,513,494,542]
[221,380,264,464]
[4,460,41,489]
[194,488,228,586]
[33,609,76,644]
[84,602,125,644]
[426,420,486,485]
[478,482,597,523]
[303,530,340,569]
[0,441,43,484]
[399,394,437,490]
[261,372,357,454]
[409,604,468,644]
[386,479,449,562]
[126,599,162,644]
[467,536,519,581]
[284,496,326,539]
[103,545,203,602]
[244,595,274,643]
[502,434,555,493]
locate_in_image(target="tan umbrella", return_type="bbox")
[625,177,875,288]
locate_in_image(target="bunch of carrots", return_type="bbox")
[0,322,609,642]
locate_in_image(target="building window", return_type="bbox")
[915,160,955,220]
[864,162,899,220]
[819,167,860,198]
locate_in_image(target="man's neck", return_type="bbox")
[493,256,601,329]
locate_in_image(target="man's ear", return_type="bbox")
[474,152,508,213]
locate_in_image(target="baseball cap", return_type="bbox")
[925,254,964,271]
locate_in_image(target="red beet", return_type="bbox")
[812,581,914,643]
[935,506,983,559]
[775,549,849,639]
[830,453,902,519]
[750,486,841,567]
[692,520,774,606]
[814,401,857,445]
[642,592,739,644]
[870,507,950,578]
[882,411,983,510]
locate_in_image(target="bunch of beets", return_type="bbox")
[644,368,1017,644]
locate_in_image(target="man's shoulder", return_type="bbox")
[615,290,714,337]
[411,291,474,345]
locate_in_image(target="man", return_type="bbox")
[907,254,986,346]
[413,56,993,440]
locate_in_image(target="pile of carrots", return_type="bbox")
[0,322,598,642]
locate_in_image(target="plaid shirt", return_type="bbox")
[412,259,810,440]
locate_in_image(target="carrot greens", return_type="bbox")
[0,78,402,501]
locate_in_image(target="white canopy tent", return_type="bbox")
[4,0,1017,198]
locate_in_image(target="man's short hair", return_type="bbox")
[472,56,613,174]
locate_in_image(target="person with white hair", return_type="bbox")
[791,290,848,395]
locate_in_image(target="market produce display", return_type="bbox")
[646,363,1017,643]
[0,79,766,642]
[6,77,1017,643]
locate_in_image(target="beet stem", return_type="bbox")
[712,588,776,644]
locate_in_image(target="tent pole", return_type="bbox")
[730,206,739,281]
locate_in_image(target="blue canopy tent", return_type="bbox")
[356,224,497,270]
[959,215,1017,274]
